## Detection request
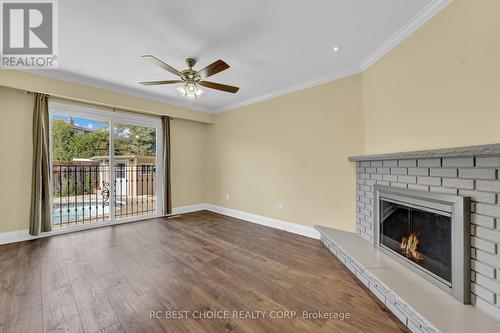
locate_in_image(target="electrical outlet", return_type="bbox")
[275,202,285,212]
[225,193,230,201]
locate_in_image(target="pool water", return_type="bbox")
[52,202,122,224]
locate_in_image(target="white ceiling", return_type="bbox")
[29,0,447,113]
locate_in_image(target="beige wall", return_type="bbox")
[0,88,34,233]
[171,118,208,207]
[0,86,208,233]
[206,74,364,231]
[363,0,500,154]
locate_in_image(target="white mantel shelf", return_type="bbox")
[348,143,500,162]
[315,226,500,333]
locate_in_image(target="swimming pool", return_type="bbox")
[52,202,124,224]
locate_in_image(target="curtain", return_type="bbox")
[162,116,172,215]
[30,93,52,235]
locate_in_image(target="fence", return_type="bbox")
[52,164,156,228]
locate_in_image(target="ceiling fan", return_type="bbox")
[139,55,239,99]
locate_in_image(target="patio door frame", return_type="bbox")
[48,100,164,229]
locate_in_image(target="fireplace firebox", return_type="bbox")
[374,185,471,303]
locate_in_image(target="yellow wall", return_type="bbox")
[0,86,209,233]
[206,74,364,231]
[0,88,34,233]
[171,118,208,207]
[363,0,500,153]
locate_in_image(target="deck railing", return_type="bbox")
[52,164,156,228]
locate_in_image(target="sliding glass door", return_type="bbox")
[49,102,163,229]
[113,123,158,220]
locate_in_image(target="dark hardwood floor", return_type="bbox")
[0,210,408,333]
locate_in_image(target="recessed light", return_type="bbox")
[333,46,341,52]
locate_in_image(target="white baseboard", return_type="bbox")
[0,229,33,245]
[172,204,208,215]
[203,204,321,239]
[0,203,320,245]
[0,204,205,245]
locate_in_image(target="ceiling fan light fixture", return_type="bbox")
[177,83,204,99]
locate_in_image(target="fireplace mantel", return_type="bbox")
[348,143,500,162]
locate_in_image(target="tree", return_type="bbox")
[114,124,156,156]
[52,120,109,161]
[52,120,76,161]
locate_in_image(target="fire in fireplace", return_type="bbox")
[400,232,423,261]
[374,185,470,303]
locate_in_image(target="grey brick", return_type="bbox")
[365,179,376,186]
[417,158,441,167]
[383,174,398,182]
[372,174,383,180]
[429,186,458,195]
[365,167,377,174]
[471,282,496,304]
[476,156,500,168]
[370,161,383,167]
[471,236,497,254]
[430,168,458,178]
[360,161,370,167]
[471,260,496,279]
[442,178,474,190]
[386,302,408,325]
[407,321,425,333]
[459,190,496,204]
[398,175,417,184]
[382,160,398,167]
[460,168,496,180]
[408,167,429,176]
[377,167,390,174]
[377,181,390,186]
[360,173,371,179]
[361,208,371,217]
[360,185,371,192]
[408,184,429,192]
[357,167,365,173]
[471,214,496,229]
[398,159,417,167]
[476,249,500,269]
[390,182,407,189]
[475,226,500,244]
[476,204,500,219]
[476,180,500,193]
[359,197,372,204]
[442,157,475,167]
[417,177,442,186]
[475,272,500,294]
[390,167,407,175]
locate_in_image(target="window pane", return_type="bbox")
[51,115,110,228]
[113,123,157,219]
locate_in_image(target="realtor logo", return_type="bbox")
[1,0,58,68]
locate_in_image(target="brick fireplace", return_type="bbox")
[353,144,500,320]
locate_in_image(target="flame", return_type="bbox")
[400,232,423,261]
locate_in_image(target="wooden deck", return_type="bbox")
[0,210,407,332]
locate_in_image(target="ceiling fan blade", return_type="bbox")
[141,55,182,77]
[198,60,230,79]
[139,80,182,86]
[200,81,239,93]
